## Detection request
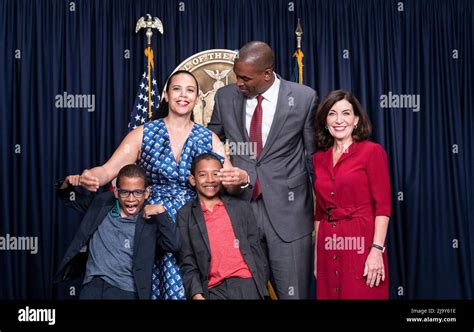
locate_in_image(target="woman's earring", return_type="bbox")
[325,125,328,130]
[354,124,358,129]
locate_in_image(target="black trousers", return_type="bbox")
[80,277,139,300]
[208,277,261,300]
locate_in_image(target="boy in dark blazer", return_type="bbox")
[177,153,268,300]
[54,164,180,299]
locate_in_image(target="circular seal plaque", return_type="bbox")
[172,49,237,127]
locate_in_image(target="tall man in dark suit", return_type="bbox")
[208,41,317,299]
[54,164,180,299]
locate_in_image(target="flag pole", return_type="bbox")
[293,18,304,84]
[135,14,164,120]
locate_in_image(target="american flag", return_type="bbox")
[108,49,160,193]
[128,61,160,131]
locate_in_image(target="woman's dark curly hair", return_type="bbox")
[152,70,199,121]
[315,90,372,151]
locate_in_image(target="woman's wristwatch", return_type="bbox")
[371,243,386,253]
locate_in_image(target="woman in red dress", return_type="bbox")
[313,90,391,299]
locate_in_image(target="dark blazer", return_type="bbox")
[53,182,181,300]
[208,76,317,242]
[177,194,269,299]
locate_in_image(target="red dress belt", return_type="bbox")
[323,204,374,222]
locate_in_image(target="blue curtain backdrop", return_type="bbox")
[0,0,472,299]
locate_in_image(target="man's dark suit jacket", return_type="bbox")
[177,194,269,299]
[53,182,181,299]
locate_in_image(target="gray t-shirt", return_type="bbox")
[83,212,138,292]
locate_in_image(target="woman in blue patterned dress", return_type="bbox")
[78,71,250,299]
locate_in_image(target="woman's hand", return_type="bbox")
[363,248,385,287]
[192,294,205,300]
[79,169,101,192]
[143,204,166,219]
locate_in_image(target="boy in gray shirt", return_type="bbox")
[54,164,180,299]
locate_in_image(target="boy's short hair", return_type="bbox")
[190,153,223,176]
[116,164,149,188]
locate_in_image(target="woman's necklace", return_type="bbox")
[165,119,193,161]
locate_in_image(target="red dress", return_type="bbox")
[312,141,391,299]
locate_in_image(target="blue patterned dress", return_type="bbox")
[139,118,223,300]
